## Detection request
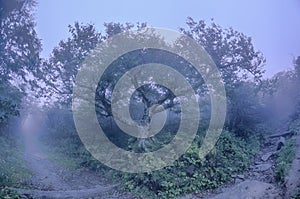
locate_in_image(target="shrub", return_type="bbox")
[275,139,296,182]
[118,130,259,198]
[0,134,31,187]
[0,187,20,199]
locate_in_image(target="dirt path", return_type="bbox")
[15,117,300,198]
[184,132,300,199]
[14,128,134,199]
[18,149,115,198]
[180,134,293,199]
[21,150,118,194]
[16,146,135,199]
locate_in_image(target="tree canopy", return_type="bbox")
[0,0,41,126]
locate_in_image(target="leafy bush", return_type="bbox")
[0,134,31,187]
[41,107,107,171]
[275,139,296,182]
[0,81,23,127]
[226,82,264,137]
[292,192,300,199]
[118,131,259,198]
[0,187,20,199]
[275,118,299,183]
[42,107,261,198]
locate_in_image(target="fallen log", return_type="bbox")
[268,131,293,138]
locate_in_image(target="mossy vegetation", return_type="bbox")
[275,138,296,182]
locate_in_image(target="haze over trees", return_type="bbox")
[0,1,299,198]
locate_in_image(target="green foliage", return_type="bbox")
[292,192,300,199]
[0,81,23,126]
[0,134,31,186]
[43,133,107,171]
[0,0,41,87]
[42,20,266,131]
[275,139,296,182]
[41,109,260,199]
[42,107,108,171]
[41,22,101,105]
[226,82,264,137]
[118,131,259,198]
[181,17,265,84]
[263,58,300,129]
[0,0,39,130]
[39,19,266,198]
[289,119,300,134]
[181,19,266,137]
[0,187,20,199]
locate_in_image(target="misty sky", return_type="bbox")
[35,0,300,77]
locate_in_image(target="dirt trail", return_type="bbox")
[181,132,300,199]
[14,126,133,199]
[15,116,300,198]
[18,143,121,198]
[205,133,300,199]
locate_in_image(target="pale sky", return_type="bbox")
[35,0,300,77]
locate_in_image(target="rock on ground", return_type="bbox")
[261,152,273,161]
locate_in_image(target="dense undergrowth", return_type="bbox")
[0,134,31,186]
[39,115,300,198]
[0,187,20,199]
[275,119,300,183]
[41,126,260,198]
[275,138,295,182]
[117,131,260,198]
[0,132,31,198]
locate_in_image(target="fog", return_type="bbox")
[1,0,300,198]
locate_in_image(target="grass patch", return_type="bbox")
[0,134,31,187]
[39,131,107,172]
[39,135,87,170]
[43,147,82,170]
[275,138,296,182]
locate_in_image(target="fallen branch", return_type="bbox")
[268,130,293,138]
